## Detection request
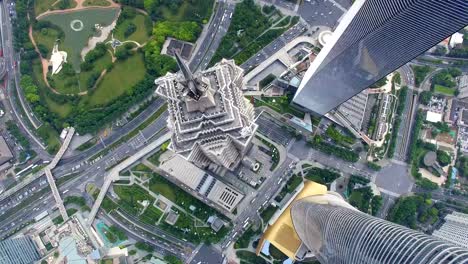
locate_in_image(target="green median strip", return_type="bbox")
[90,104,167,161]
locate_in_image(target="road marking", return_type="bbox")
[327,0,347,12]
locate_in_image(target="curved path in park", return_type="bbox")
[36,0,119,20]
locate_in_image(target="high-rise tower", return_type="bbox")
[293,0,468,115]
[292,197,468,263]
[155,53,257,172]
[256,181,468,263]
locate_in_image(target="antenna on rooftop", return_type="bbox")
[175,51,202,100]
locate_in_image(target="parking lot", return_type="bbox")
[299,0,351,28]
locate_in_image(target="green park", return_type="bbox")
[13,0,212,152]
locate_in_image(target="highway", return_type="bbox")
[0,108,169,234]
[59,98,165,165]
[394,65,415,162]
[0,0,49,156]
[189,1,235,72]
[103,211,193,261]
[240,21,308,72]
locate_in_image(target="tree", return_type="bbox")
[115,48,130,60]
[164,255,183,264]
[124,22,137,38]
[419,91,432,105]
[417,178,438,190]
[371,195,383,216]
[436,150,451,166]
[432,46,447,56]
[135,241,153,252]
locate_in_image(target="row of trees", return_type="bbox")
[387,86,408,158]
[308,135,359,162]
[210,0,271,64]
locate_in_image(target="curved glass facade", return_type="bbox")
[291,201,468,263]
[294,0,468,115]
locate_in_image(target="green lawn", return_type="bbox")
[49,71,80,94]
[89,53,146,105]
[114,12,152,44]
[31,58,74,118]
[78,51,112,87]
[140,205,163,225]
[114,184,155,215]
[149,174,177,202]
[83,0,111,6]
[434,84,455,96]
[255,95,305,118]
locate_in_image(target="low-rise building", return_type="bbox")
[449,32,464,49]
[159,154,245,213]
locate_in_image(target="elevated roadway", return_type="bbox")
[43,128,75,221]
[87,132,171,225]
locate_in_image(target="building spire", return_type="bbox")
[175,51,202,100]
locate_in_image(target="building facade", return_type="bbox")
[294,0,468,115]
[155,53,257,172]
[433,212,468,248]
[0,236,41,264]
[291,197,468,263]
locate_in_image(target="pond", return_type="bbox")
[39,8,119,70]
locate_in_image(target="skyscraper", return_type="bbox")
[291,198,468,263]
[256,181,468,263]
[293,0,468,115]
[155,53,257,172]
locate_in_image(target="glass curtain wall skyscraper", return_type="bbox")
[291,198,468,264]
[293,0,468,115]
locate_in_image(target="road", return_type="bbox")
[394,65,416,161]
[220,156,295,249]
[189,1,235,72]
[0,109,169,232]
[298,0,350,28]
[103,210,194,261]
[240,21,308,71]
[59,98,165,165]
[0,0,49,156]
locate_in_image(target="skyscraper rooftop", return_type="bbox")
[155,53,257,172]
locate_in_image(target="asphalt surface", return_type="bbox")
[0,110,169,234]
[0,0,50,157]
[240,22,308,71]
[298,0,350,28]
[393,65,415,161]
[256,113,292,147]
[189,1,235,72]
[220,156,295,249]
[59,98,165,165]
